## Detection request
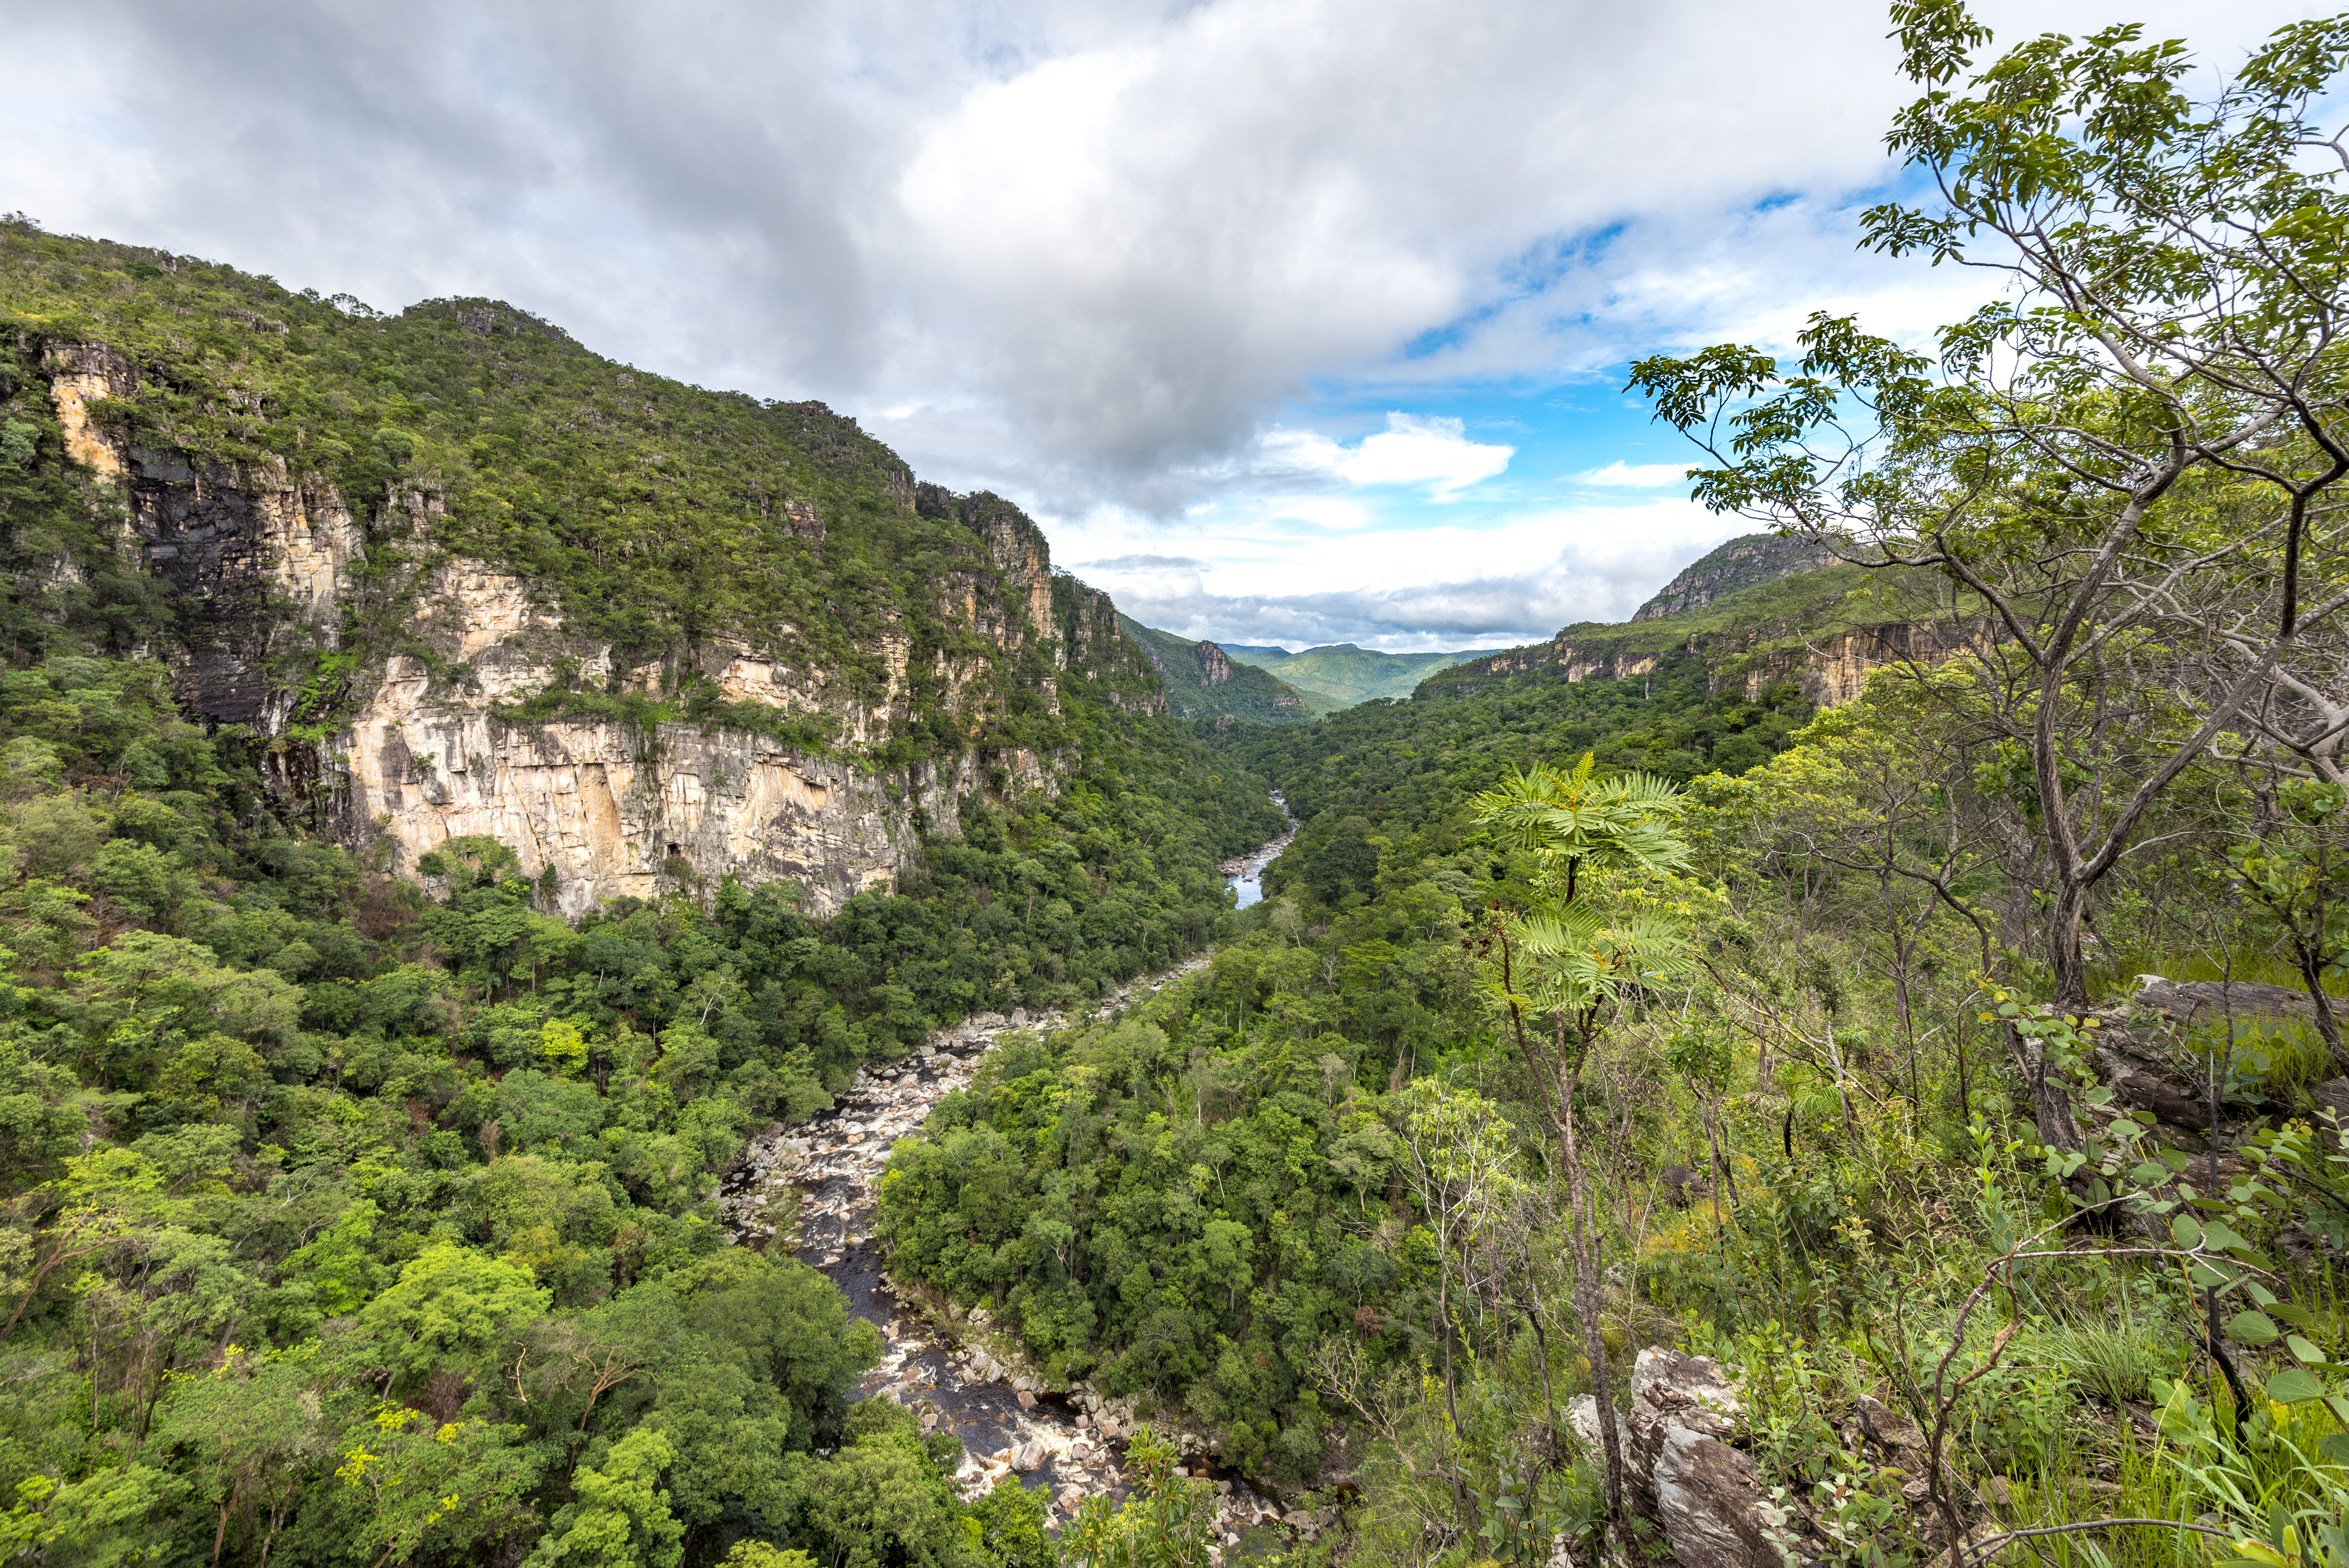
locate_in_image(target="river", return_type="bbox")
[1222,792,1297,909]
[715,807,1302,1539]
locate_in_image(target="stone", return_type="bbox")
[1855,1395,1926,1456]
[1017,1390,1037,1408]
[2133,976,2317,1024]
[1651,1424,1798,1568]
[1623,1348,1745,1520]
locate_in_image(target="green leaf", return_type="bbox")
[2171,1214,2203,1248]
[2288,1335,2327,1365]
[2245,1282,2279,1307]
[2317,1433,2349,1466]
[2267,1369,2326,1403]
[2228,1311,2280,1345]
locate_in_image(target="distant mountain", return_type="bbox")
[1118,617,1338,723]
[1632,533,1840,620]
[1218,644,1294,659]
[1220,642,1512,705]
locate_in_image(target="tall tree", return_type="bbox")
[1630,2,2349,1011]
[1472,757,1693,1528]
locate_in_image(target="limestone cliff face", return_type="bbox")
[1438,614,1990,709]
[1196,641,1236,687]
[43,341,368,724]
[327,556,1057,916]
[50,359,1134,916]
[1726,619,1992,706]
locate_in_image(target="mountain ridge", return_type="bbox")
[1116,616,1336,723]
[1,221,1282,918]
[1220,641,1510,704]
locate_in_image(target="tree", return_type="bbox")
[526,1426,685,1568]
[1471,756,1695,1528]
[1629,4,2349,1011]
[354,1243,549,1397]
[1061,1426,1218,1568]
[1396,1079,1526,1528]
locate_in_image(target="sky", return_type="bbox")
[0,0,2327,650]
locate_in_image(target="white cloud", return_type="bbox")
[1253,414,1511,500]
[1063,497,1741,647]
[1578,460,1692,488]
[1336,414,1513,497]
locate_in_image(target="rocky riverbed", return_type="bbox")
[1220,793,1297,910]
[717,948,1310,1542]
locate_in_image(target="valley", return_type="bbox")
[6,11,2349,1564]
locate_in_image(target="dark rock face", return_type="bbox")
[1652,1425,1784,1568]
[1197,641,1235,686]
[1632,534,1839,620]
[1624,1347,1747,1522]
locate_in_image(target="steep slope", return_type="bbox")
[1,223,1278,921]
[1219,641,1510,704]
[1423,554,1984,707]
[1116,616,1335,722]
[1630,531,1839,619]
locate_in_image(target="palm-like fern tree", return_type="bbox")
[1471,755,1695,1531]
[1472,753,1690,903]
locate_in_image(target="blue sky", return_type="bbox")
[2,0,2327,651]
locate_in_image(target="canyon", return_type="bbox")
[40,339,1146,917]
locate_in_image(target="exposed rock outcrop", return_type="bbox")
[45,353,1152,917]
[1633,534,1839,620]
[1436,615,1991,711]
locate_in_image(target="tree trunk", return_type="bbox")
[2049,875,2093,1011]
[2294,944,2349,1075]
[1547,1012,1626,1523]
[1433,1264,1476,1526]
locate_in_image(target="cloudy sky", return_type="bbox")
[1,0,2323,650]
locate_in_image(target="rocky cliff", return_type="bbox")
[1631,532,1839,620]
[12,232,1173,918]
[1427,557,1979,709]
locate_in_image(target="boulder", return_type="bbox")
[1652,1424,1800,1568]
[2132,976,2316,1025]
[1623,1348,1744,1519]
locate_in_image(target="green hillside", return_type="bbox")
[1418,556,1955,700]
[1117,616,1337,723]
[1219,641,1509,704]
